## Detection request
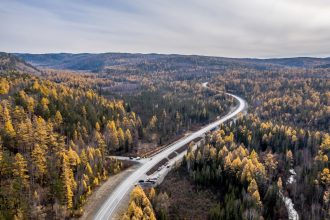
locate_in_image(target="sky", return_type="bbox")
[1,0,330,58]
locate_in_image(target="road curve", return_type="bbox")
[94,83,247,220]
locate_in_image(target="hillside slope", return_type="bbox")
[0,52,41,75]
[15,53,330,73]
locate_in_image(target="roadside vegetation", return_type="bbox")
[122,186,156,220]
[1,52,329,219]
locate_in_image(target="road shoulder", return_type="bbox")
[79,163,141,220]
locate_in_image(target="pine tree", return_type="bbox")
[4,119,15,137]
[16,119,33,152]
[27,96,35,115]
[32,80,40,91]
[60,152,76,209]
[34,116,49,148]
[80,149,88,166]
[118,127,125,148]
[149,115,158,130]
[105,121,119,150]
[95,122,101,131]
[67,146,81,167]
[247,179,262,206]
[286,150,293,165]
[54,111,63,129]
[86,163,93,177]
[13,153,29,188]
[264,152,278,179]
[0,78,10,95]
[94,130,106,161]
[40,97,50,116]
[31,144,47,182]
[125,129,133,151]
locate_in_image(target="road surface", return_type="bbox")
[94,83,247,220]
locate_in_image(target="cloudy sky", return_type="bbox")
[1,0,329,58]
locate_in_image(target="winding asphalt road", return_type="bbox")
[94,83,247,220]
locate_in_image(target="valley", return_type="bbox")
[0,52,329,220]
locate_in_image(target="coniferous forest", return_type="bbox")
[0,52,329,219]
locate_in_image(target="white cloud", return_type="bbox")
[0,0,329,57]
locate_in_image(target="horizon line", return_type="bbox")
[4,51,330,60]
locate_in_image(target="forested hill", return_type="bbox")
[0,53,234,219]
[0,58,142,218]
[15,52,330,72]
[0,52,41,75]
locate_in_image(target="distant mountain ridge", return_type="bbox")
[13,52,330,72]
[240,57,330,68]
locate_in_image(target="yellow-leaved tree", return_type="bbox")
[31,144,47,182]
[123,186,156,220]
[13,153,29,188]
[0,78,10,95]
[248,179,262,207]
